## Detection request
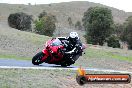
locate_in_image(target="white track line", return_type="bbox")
[0,66,132,74]
[85,68,132,74]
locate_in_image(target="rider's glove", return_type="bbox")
[65,47,76,55]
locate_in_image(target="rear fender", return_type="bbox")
[82,44,87,50]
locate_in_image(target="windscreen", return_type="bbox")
[51,38,62,46]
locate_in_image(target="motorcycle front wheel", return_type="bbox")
[32,51,44,65]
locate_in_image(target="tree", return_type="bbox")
[8,12,32,31]
[35,11,56,36]
[75,21,82,30]
[38,10,47,19]
[121,16,132,49]
[68,17,73,27]
[82,7,113,45]
[35,15,56,37]
[106,35,120,48]
[113,23,124,38]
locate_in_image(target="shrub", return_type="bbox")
[121,16,132,49]
[75,21,82,30]
[34,15,56,36]
[68,17,74,27]
[8,12,32,31]
[38,10,47,19]
[106,35,120,48]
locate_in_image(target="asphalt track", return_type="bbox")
[0,58,132,74]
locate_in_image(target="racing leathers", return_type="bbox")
[57,37,82,55]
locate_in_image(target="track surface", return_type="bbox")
[0,58,132,74]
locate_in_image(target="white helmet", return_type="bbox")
[69,32,78,39]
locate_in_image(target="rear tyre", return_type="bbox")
[61,64,68,67]
[32,52,44,65]
[61,61,71,67]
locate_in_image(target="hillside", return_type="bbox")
[0,1,132,28]
[0,1,132,56]
[0,22,50,58]
[0,1,132,58]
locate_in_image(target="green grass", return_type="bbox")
[108,52,132,62]
[84,48,110,59]
[0,47,132,62]
[0,68,123,88]
[0,68,130,88]
[0,69,76,88]
[0,54,31,60]
[84,48,132,62]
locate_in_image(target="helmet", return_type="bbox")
[69,32,78,39]
[68,32,79,43]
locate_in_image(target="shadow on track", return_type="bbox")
[34,64,76,68]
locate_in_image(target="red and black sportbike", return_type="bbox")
[32,38,86,67]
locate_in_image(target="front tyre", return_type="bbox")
[32,52,44,65]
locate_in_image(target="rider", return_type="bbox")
[65,32,82,55]
[56,32,83,64]
[58,32,82,55]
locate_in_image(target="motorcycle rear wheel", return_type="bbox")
[32,51,44,65]
[61,61,71,67]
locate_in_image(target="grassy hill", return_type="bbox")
[0,1,132,27]
[0,1,131,44]
[0,1,132,59]
[0,22,50,58]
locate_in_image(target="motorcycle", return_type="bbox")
[32,38,86,67]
